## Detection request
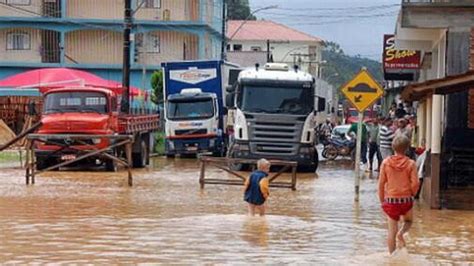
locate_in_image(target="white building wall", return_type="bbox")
[228,40,323,76]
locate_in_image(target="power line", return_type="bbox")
[253,4,400,11]
[259,11,399,19]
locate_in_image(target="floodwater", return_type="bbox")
[0,158,473,264]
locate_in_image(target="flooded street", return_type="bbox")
[0,158,473,264]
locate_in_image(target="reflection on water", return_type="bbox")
[0,158,472,264]
[242,217,269,248]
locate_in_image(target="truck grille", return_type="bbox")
[252,121,299,142]
[254,142,295,155]
[175,129,207,136]
[247,116,305,156]
[46,139,94,146]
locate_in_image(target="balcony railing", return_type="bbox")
[0,0,221,25]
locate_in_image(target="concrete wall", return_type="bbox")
[65,30,123,65]
[0,28,41,63]
[136,31,198,65]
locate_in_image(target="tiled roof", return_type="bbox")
[227,20,323,43]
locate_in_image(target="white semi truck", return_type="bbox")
[226,63,325,171]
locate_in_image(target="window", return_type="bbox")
[226,44,231,51]
[6,0,30,5]
[135,33,160,54]
[250,46,262,52]
[233,44,242,51]
[144,0,161,8]
[45,92,108,114]
[6,31,31,50]
[147,34,160,53]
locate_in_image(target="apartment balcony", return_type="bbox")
[401,0,474,28]
[65,29,199,67]
[0,27,202,69]
[0,0,222,34]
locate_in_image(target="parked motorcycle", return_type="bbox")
[322,136,356,161]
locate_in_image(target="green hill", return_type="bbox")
[322,41,383,90]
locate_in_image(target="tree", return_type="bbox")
[227,0,255,20]
[322,41,382,91]
[150,70,164,104]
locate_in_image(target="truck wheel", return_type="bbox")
[132,140,147,168]
[229,163,249,172]
[35,156,49,170]
[307,151,319,172]
[105,149,118,172]
[105,159,118,172]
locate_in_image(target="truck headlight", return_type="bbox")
[209,139,215,147]
[92,138,101,144]
[168,141,175,150]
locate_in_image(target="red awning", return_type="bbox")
[0,68,144,96]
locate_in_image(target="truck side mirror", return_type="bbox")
[226,85,235,93]
[317,97,326,112]
[225,93,235,107]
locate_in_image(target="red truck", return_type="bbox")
[344,107,377,124]
[35,86,159,171]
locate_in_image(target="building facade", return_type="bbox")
[393,0,474,209]
[0,0,223,90]
[226,20,324,77]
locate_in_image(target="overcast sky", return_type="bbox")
[249,0,400,61]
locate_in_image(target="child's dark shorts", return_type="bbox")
[382,198,414,221]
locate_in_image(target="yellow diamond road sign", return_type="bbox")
[341,69,384,113]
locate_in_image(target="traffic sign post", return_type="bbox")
[354,112,363,202]
[340,68,384,202]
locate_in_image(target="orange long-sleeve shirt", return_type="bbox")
[378,154,420,203]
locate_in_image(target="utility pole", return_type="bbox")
[266,39,270,62]
[121,0,132,113]
[221,0,227,60]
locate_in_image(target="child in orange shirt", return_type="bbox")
[244,159,271,216]
[378,135,420,254]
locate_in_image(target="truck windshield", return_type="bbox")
[239,85,313,115]
[167,98,214,120]
[44,92,108,114]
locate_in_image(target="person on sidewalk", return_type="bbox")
[368,118,383,171]
[378,135,420,254]
[244,159,271,216]
[347,121,368,170]
[379,118,395,159]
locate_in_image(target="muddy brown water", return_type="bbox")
[0,158,473,264]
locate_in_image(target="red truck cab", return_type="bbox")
[35,86,158,171]
[344,107,376,124]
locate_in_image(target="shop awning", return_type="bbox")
[0,68,146,97]
[401,70,474,101]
